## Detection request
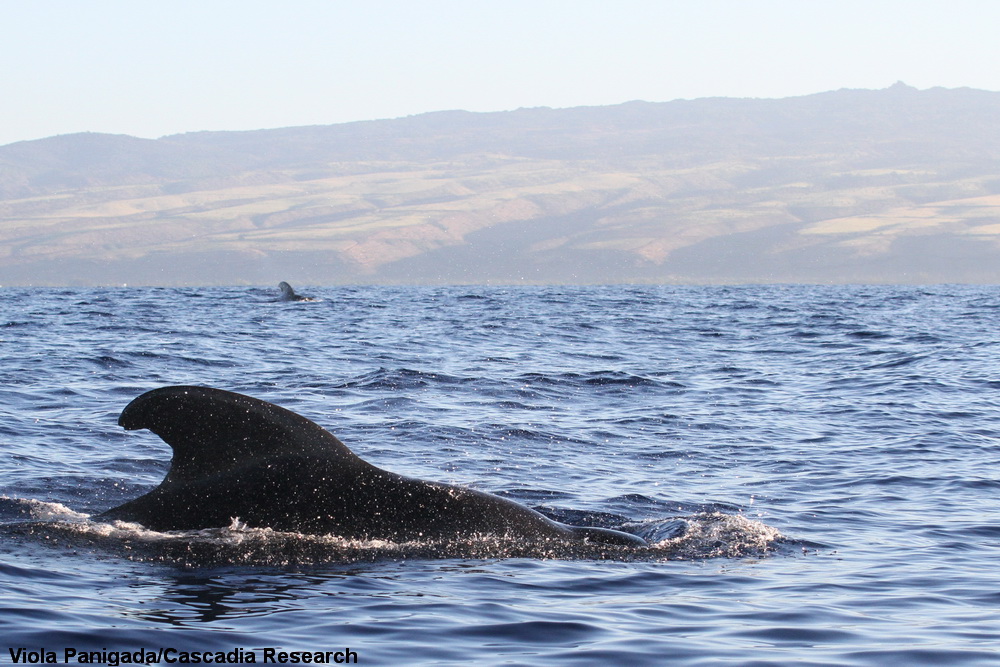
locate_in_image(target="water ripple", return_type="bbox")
[2,285,1000,664]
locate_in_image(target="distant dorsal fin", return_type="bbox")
[118,386,366,484]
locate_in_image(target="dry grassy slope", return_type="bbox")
[4,155,1000,283]
[0,157,631,262]
[3,85,1000,284]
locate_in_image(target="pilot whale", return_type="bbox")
[98,386,646,547]
[277,281,315,302]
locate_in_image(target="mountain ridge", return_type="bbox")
[3,84,1000,285]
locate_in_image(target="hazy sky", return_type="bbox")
[3,0,999,147]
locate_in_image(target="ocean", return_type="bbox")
[1,284,999,665]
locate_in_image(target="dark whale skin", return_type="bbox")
[98,386,646,547]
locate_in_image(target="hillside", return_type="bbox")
[3,82,1000,285]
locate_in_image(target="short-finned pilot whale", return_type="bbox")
[277,281,315,302]
[98,386,646,547]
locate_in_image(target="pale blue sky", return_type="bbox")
[2,0,999,146]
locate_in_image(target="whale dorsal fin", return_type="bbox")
[118,386,366,484]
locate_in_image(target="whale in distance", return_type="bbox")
[98,386,647,548]
[277,281,315,302]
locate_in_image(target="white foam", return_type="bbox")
[648,511,783,559]
[1,495,89,521]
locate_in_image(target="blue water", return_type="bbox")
[2,284,999,665]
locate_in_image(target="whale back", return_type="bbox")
[106,386,647,547]
[117,386,365,485]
